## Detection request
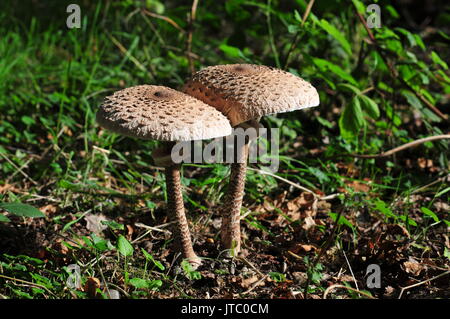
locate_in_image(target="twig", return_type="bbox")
[240,274,269,296]
[348,134,450,159]
[236,256,265,277]
[339,242,358,290]
[248,167,317,196]
[398,270,450,299]
[141,9,185,33]
[323,284,376,299]
[0,274,56,298]
[247,167,339,201]
[354,6,447,121]
[304,206,344,299]
[107,32,155,81]
[410,173,450,194]
[284,0,315,69]
[267,0,280,68]
[0,153,37,185]
[186,0,199,74]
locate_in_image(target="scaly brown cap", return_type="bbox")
[183,64,319,126]
[96,85,232,141]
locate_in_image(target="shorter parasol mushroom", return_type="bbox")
[96,85,232,266]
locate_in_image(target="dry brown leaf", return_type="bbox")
[40,204,58,216]
[240,275,262,289]
[302,216,316,231]
[403,260,425,276]
[0,183,21,194]
[84,213,108,234]
[83,277,101,297]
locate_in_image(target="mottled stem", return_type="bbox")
[220,142,249,256]
[165,164,201,267]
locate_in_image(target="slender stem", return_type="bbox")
[165,164,200,266]
[221,141,249,256]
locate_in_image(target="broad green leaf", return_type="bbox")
[312,57,358,86]
[129,278,148,289]
[101,220,124,231]
[0,214,11,222]
[308,167,330,183]
[337,83,361,95]
[0,202,45,218]
[328,212,354,230]
[219,44,245,59]
[269,272,286,282]
[402,90,422,110]
[359,95,380,119]
[436,187,450,197]
[431,51,448,70]
[117,235,133,257]
[129,278,161,290]
[374,200,396,218]
[339,98,364,139]
[351,0,365,14]
[141,249,165,271]
[318,19,352,55]
[420,207,440,223]
[398,215,417,227]
[181,260,202,280]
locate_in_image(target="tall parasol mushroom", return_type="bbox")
[183,64,319,256]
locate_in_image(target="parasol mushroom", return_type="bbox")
[183,64,319,256]
[96,85,232,266]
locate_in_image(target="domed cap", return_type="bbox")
[96,85,233,141]
[182,64,319,126]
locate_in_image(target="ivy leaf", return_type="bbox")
[0,202,45,218]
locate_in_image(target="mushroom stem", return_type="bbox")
[220,142,249,256]
[165,163,201,267]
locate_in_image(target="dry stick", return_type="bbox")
[247,167,340,201]
[348,134,450,159]
[141,9,185,33]
[284,0,316,70]
[107,33,155,81]
[0,153,37,185]
[0,274,56,298]
[398,270,450,299]
[186,0,199,74]
[303,207,344,299]
[411,173,450,194]
[323,284,376,299]
[240,275,269,296]
[354,8,448,121]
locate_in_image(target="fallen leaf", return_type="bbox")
[240,275,262,289]
[302,216,316,231]
[403,260,425,276]
[84,213,108,234]
[83,277,101,297]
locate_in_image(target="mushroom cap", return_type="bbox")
[182,64,319,126]
[96,85,233,141]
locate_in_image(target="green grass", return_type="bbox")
[0,0,449,299]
